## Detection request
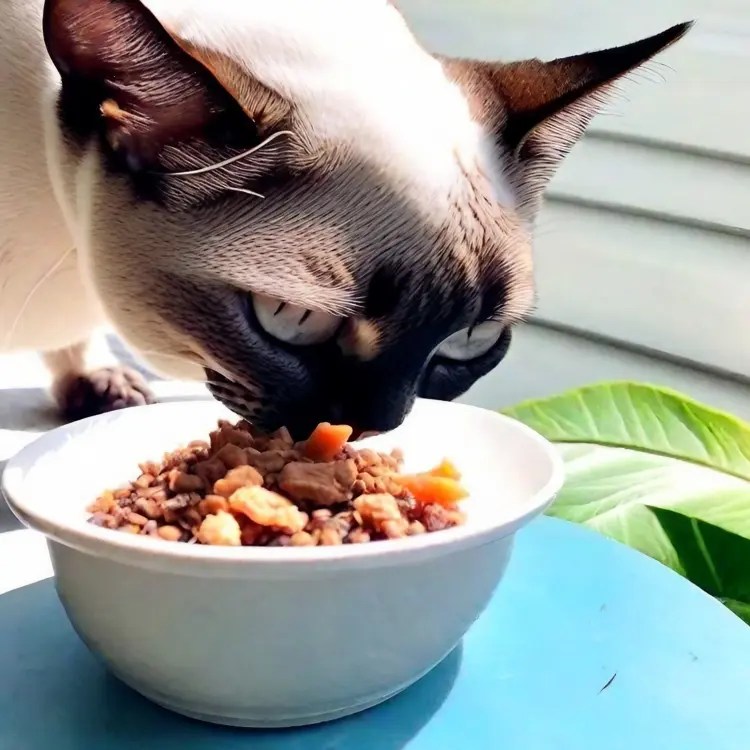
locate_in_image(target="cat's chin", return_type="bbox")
[203,367,316,439]
[203,369,261,423]
[203,368,391,441]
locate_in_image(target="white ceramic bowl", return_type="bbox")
[3,398,563,728]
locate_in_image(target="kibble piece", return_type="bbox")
[229,486,308,534]
[213,465,263,498]
[134,473,154,489]
[162,508,180,524]
[134,497,162,520]
[330,511,356,536]
[136,485,167,501]
[407,520,427,536]
[89,512,118,528]
[346,528,371,544]
[119,524,142,535]
[381,517,409,539]
[89,491,116,514]
[126,512,149,527]
[319,526,344,545]
[240,521,265,546]
[422,504,452,532]
[182,507,203,528]
[163,492,201,511]
[353,494,402,532]
[198,495,230,516]
[138,461,161,476]
[290,531,316,546]
[267,534,292,547]
[157,525,184,542]
[197,511,242,546]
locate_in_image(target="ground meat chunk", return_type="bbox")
[245,449,293,477]
[87,418,468,546]
[278,459,358,506]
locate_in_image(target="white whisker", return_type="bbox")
[3,246,75,350]
[226,187,265,199]
[158,130,293,178]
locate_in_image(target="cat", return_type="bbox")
[0,0,691,438]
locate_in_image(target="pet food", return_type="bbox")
[87,419,467,546]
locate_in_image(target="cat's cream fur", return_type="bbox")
[0,0,690,433]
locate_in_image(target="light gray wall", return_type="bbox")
[400,0,750,416]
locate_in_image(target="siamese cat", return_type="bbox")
[0,0,690,437]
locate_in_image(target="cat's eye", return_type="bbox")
[435,322,505,362]
[252,294,341,346]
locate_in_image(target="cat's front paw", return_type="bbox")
[56,366,155,422]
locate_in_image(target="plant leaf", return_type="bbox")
[553,443,750,542]
[720,599,750,626]
[649,507,750,622]
[504,382,750,626]
[504,381,750,481]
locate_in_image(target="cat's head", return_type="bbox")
[43,0,691,437]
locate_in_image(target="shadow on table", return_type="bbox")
[0,386,59,431]
[0,580,461,749]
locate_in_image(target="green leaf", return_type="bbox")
[504,381,750,481]
[503,381,750,626]
[649,507,750,623]
[720,599,750,626]
[553,443,750,542]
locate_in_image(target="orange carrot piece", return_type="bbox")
[425,458,462,481]
[304,423,354,462]
[398,474,468,508]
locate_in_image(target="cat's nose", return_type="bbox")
[338,390,416,436]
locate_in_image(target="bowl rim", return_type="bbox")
[2,399,565,575]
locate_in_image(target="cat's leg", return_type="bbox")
[2,232,156,421]
[42,340,155,422]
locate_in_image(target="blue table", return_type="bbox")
[2,517,749,749]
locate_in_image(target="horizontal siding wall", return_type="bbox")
[533,197,750,377]
[399,0,750,406]
[549,136,749,235]
[400,0,750,156]
[459,323,750,421]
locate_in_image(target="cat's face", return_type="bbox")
[44,0,690,437]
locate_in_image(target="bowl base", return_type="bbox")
[111,669,416,728]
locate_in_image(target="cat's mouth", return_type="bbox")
[204,368,385,441]
[204,368,262,424]
[204,367,331,439]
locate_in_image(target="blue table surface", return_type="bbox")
[2,516,749,750]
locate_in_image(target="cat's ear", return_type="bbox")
[441,22,693,221]
[43,0,280,168]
